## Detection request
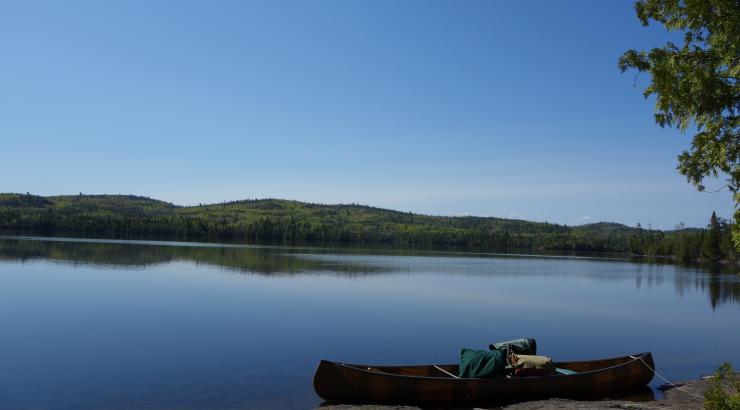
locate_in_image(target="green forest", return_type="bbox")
[0,193,735,262]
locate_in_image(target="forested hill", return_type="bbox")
[0,193,734,260]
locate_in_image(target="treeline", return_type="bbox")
[628,212,736,262]
[0,193,736,260]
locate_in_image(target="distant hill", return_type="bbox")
[0,193,732,259]
[572,222,637,235]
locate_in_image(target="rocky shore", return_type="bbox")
[318,377,711,410]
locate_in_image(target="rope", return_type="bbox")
[433,365,459,378]
[630,355,705,400]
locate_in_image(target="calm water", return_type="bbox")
[0,236,738,409]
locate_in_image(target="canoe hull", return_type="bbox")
[314,352,655,406]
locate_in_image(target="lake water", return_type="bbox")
[0,235,738,409]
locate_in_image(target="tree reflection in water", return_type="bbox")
[1,236,738,308]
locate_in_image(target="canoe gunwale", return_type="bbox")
[329,351,652,381]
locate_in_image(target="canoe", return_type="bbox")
[313,352,655,406]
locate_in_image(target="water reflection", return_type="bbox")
[628,261,740,309]
[0,236,738,409]
[0,236,385,276]
[674,270,740,309]
[0,236,738,308]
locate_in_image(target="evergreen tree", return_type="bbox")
[701,211,722,260]
[629,223,645,254]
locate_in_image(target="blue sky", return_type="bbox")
[0,0,733,228]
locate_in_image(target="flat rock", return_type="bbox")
[317,378,711,410]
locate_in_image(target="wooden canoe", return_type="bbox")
[313,352,655,406]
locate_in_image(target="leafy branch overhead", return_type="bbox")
[618,0,739,248]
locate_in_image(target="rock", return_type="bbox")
[317,378,711,410]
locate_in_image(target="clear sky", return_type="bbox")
[0,0,733,228]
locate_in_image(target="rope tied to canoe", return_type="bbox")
[433,365,459,378]
[630,355,704,400]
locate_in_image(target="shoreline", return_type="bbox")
[318,377,713,410]
[2,194,736,264]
